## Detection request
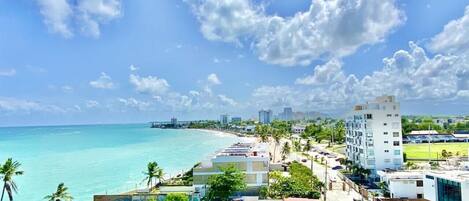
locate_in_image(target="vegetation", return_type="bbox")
[281,142,291,161]
[143,162,164,189]
[302,120,345,144]
[162,163,198,186]
[0,158,24,201]
[404,143,469,159]
[187,121,219,129]
[264,162,322,199]
[164,193,189,201]
[378,181,390,197]
[44,183,73,201]
[205,165,246,201]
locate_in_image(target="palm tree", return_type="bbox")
[0,158,24,201]
[281,142,291,162]
[44,183,73,201]
[154,167,164,185]
[143,162,158,188]
[272,129,282,162]
[259,132,269,143]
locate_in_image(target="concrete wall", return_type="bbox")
[389,179,423,199]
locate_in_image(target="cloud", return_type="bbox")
[0,69,16,76]
[129,64,138,71]
[207,73,221,85]
[188,0,404,66]
[37,0,73,38]
[90,72,115,89]
[218,94,237,106]
[429,6,469,54]
[255,41,469,111]
[61,85,73,93]
[37,0,122,38]
[129,74,169,95]
[295,59,344,85]
[0,97,67,114]
[85,100,99,108]
[118,97,151,111]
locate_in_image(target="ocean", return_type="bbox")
[0,124,239,201]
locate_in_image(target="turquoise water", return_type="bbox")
[0,124,238,201]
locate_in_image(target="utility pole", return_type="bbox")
[428,124,432,163]
[324,160,328,201]
[311,156,314,189]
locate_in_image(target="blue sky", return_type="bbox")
[0,0,469,126]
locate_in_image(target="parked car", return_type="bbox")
[301,159,307,163]
[332,165,343,170]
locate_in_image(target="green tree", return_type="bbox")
[205,165,246,201]
[303,140,312,152]
[143,162,163,189]
[272,129,283,162]
[281,142,291,161]
[0,158,24,201]
[165,193,189,201]
[44,183,73,201]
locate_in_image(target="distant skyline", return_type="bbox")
[1,0,469,126]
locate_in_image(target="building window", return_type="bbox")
[387,114,392,117]
[417,180,423,187]
[384,132,388,135]
[395,114,399,117]
[384,150,389,153]
[384,141,389,144]
[394,150,400,155]
[417,194,423,199]
[393,141,400,146]
[393,132,399,137]
[437,178,462,201]
[365,114,372,119]
[384,123,388,126]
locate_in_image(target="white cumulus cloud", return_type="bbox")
[188,0,404,66]
[37,0,122,38]
[207,73,221,85]
[89,72,115,89]
[129,74,169,95]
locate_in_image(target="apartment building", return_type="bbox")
[345,95,403,171]
[193,142,269,196]
[424,171,469,201]
[259,109,273,124]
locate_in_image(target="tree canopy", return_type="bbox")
[205,165,246,201]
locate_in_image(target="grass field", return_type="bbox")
[404,143,469,159]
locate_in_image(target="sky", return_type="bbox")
[0,0,469,126]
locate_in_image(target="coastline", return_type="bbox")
[188,128,260,143]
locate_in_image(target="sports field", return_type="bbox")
[404,142,469,159]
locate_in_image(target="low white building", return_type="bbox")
[291,124,306,134]
[424,171,469,201]
[193,142,269,197]
[378,170,424,199]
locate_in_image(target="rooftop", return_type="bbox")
[426,170,469,182]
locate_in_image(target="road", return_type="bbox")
[290,151,363,201]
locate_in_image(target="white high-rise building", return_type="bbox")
[345,95,403,171]
[258,109,273,124]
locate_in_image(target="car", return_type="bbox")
[331,165,343,170]
[301,159,307,163]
